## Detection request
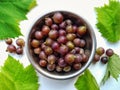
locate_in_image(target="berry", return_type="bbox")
[106,48,114,57]
[73,63,81,70]
[57,36,67,44]
[16,38,25,47]
[47,55,56,64]
[73,38,81,47]
[80,39,86,47]
[49,30,58,39]
[59,21,66,29]
[42,25,50,35]
[66,41,74,50]
[51,24,59,30]
[77,26,87,36]
[56,66,63,72]
[31,39,40,48]
[16,47,23,54]
[39,60,47,67]
[6,44,16,53]
[66,19,72,25]
[39,51,47,60]
[47,64,56,71]
[101,56,108,64]
[93,54,100,62]
[65,54,75,65]
[63,66,71,72]
[34,31,43,40]
[53,12,63,23]
[44,46,53,55]
[96,47,105,56]
[5,38,12,45]
[45,18,53,26]
[34,47,41,54]
[66,33,76,41]
[59,45,68,56]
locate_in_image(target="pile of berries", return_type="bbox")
[30,12,91,72]
[5,38,25,55]
[93,47,114,64]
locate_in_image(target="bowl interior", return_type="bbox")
[27,11,96,79]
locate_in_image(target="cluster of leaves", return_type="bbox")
[101,54,120,84]
[0,0,37,40]
[95,0,120,42]
[75,53,120,90]
[0,55,39,90]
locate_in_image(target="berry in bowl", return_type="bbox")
[26,11,96,79]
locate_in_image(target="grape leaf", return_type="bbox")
[95,0,120,42]
[101,54,120,84]
[0,0,37,40]
[75,69,100,90]
[0,55,39,90]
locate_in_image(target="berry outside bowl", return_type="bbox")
[26,10,96,80]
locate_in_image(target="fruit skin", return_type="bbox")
[42,25,50,36]
[51,24,59,30]
[65,54,76,65]
[59,45,68,56]
[66,41,74,50]
[63,66,71,72]
[101,56,108,64]
[47,64,56,71]
[66,33,76,41]
[39,60,47,67]
[6,44,16,53]
[49,30,58,39]
[73,38,81,47]
[34,31,43,40]
[59,29,66,36]
[57,36,67,44]
[45,18,53,26]
[56,66,63,72]
[74,54,82,63]
[96,47,105,56]
[44,47,53,55]
[45,38,53,46]
[53,12,63,24]
[52,42,60,51]
[65,19,72,25]
[73,63,82,70]
[31,39,40,48]
[16,38,25,47]
[16,47,23,55]
[80,39,86,48]
[93,54,100,62]
[47,55,56,64]
[106,48,114,57]
[39,51,47,60]
[33,47,41,55]
[5,38,12,45]
[59,21,66,29]
[77,26,87,36]
[58,58,67,68]
[82,54,88,62]
[66,25,74,33]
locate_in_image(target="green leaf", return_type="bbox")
[95,0,120,42]
[101,54,120,84]
[75,69,100,90]
[0,55,39,90]
[0,0,37,40]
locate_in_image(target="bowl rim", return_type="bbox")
[26,10,96,80]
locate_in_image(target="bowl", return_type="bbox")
[26,11,96,80]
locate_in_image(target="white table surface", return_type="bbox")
[0,0,120,90]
